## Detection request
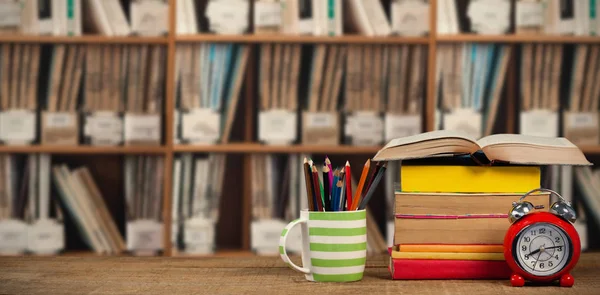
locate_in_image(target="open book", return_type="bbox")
[372,130,591,165]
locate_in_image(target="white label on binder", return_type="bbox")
[563,112,599,145]
[385,114,421,141]
[0,2,21,26]
[251,219,287,255]
[259,110,298,144]
[516,1,544,27]
[206,0,249,34]
[124,114,161,142]
[306,112,336,128]
[27,219,64,254]
[86,112,123,144]
[126,219,163,252]
[130,0,169,36]
[254,1,282,27]
[467,0,510,34]
[387,220,395,247]
[182,108,221,144]
[0,219,28,254]
[0,110,36,144]
[345,112,384,145]
[443,108,482,139]
[391,0,429,36]
[565,112,598,128]
[45,112,75,128]
[520,109,559,137]
[184,218,215,254]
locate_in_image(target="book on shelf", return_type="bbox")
[52,162,125,254]
[171,153,226,254]
[435,43,511,137]
[176,43,249,144]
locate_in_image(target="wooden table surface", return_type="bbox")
[1,253,600,294]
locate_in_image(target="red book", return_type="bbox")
[388,257,512,280]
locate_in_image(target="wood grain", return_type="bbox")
[1,255,599,294]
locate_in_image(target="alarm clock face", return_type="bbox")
[514,222,572,277]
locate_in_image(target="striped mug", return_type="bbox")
[279,209,367,282]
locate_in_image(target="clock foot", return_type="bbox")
[510,274,525,287]
[559,274,574,287]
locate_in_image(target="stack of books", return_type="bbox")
[373,130,590,279]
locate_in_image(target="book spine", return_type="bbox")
[389,258,512,280]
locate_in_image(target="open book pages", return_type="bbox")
[373,130,591,166]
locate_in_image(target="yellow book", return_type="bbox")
[400,166,540,193]
[391,251,505,261]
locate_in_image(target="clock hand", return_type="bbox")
[527,245,561,257]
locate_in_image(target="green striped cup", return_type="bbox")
[279,209,367,282]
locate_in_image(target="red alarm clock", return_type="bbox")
[504,188,581,287]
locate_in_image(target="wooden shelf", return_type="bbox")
[176,34,430,44]
[0,145,166,154]
[0,35,169,44]
[436,34,600,43]
[173,143,382,154]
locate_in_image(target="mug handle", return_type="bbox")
[279,218,310,274]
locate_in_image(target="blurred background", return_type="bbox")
[0,0,598,258]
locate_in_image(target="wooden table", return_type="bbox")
[1,253,600,294]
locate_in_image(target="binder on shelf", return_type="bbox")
[177,44,250,144]
[250,154,302,255]
[343,45,388,146]
[171,154,226,255]
[302,45,344,145]
[125,156,164,255]
[520,44,562,137]
[27,154,65,255]
[562,44,600,145]
[0,44,40,145]
[436,43,511,138]
[0,155,33,254]
[258,44,300,145]
[41,45,84,145]
[384,44,425,141]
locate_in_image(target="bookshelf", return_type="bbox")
[3,0,600,257]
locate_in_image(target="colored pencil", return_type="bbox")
[325,156,334,187]
[312,165,323,211]
[302,158,315,211]
[331,170,340,211]
[352,159,371,210]
[358,162,387,210]
[337,179,344,211]
[309,159,319,210]
[344,161,352,210]
[323,164,331,211]
[365,161,381,193]
[339,170,346,211]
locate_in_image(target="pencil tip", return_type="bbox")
[345,161,350,166]
[303,157,308,163]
